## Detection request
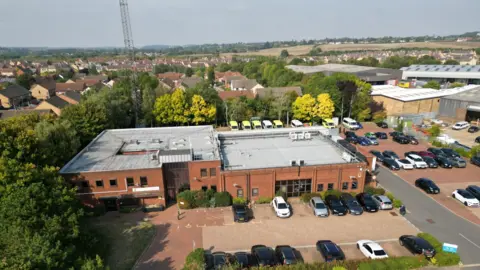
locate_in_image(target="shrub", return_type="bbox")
[205,189,215,200]
[177,190,196,209]
[417,232,461,267]
[393,199,403,208]
[276,190,287,200]
[85,204,106,216]
[233,197,247,205]
[428,125,441,137]
[454,147,471,158]
[300,193,322,203]
[320,190,342,199]
[417,233,442,250]
[364,186,385,195]
[358,256,428,270]
[183,248,205,270]
[431,140,448,148]
[194,190,211,207]
[119,206,139,213]
[256,197,272,204]
[214,192,232,207]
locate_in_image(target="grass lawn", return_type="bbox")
[91,213,156,270]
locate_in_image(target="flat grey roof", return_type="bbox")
[60,126,219,173]
[218,127,359,171]
[442,86,480,103]
[401,65,480,79]
[371,84,480,102]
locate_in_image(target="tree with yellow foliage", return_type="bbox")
[292,94,316,122]
[315,93,335,120]
[189,95,216,125]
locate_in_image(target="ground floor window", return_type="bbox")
[201,186,208,191]
[342,182,348,190]
[317,184,324,192]
[327,183,334,190]
[252,188,259,196]
[210,185,217,192]
[237,189,244,198]
[352,181,358,190]
[275,179,312,197]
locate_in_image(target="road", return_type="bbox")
[376,167,480,265]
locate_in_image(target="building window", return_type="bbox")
[109,179,117,187]
[252,188,259,197]
[317,184,324,192]
[352,181,358,190]
[200,168,207,177]
[126,177,134,187]
[327,183,334,191]
[81,181,89,188]
[95,180,104,188]
[140,176,148,187]
[237,189,244,198]
[342,182,348,190]
[211,185,217,192]
[209,168,216,177]
[201,186,208,191]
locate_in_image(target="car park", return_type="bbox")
[356,193,379,212]
[345,131,357,138]
[448,156,467,168]
[399,235,436,258]
[405,153,428,169]
[452,121,470,130]
[466,185,480,201]
[421,156,438,168]
[395,159,414,170]
[365,136,379,145]
[342,118,360,130]
[440,148,460,158]
[471,155,480,167]
[232,204,249,222]
[212,252,234,269]
[427,148,445,157]
[356,136,371,146]
[340,193,363,215]
[356,240,389,259]
[405,135,419,145]
[251,245,278,266]
[369,150,384,162]
[233,252,257,268]
[372,195,393,210]
[374,132,388,139]
[415,178,440,194]
[271,196,291,218]
[309,197,329,217]
[316,240,345,262]
[468,126,479,133]
[275,245,299,265]
[418,151,436,159]
[435,156,453,168]
[382,150,399,160]
[452,189,480,207]
[383,158,400,170]
[345,136,358,144]
[325,195,348,216]
[376,122,388,128]
[393,135,410,144]
[389,131,404,137]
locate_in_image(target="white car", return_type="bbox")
[357,240,389,259]
[405,154,428,169]
[452,189,480,207]
[431,119,443,125]
[436,134,456,144]
[395,159,414,170]
[452,121,470,130]
[271,196,291,218]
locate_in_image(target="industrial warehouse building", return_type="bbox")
[438,86,480,121]
[60,126,370,210]
[286,64,402,85]
[401,65,480,84]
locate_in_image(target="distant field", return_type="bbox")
[221,42,480,57]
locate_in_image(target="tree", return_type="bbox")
[153,93,174,125]
[89,65,99,75]
[16,73,34,90]
[428,125,441,137]
[292,94,316,122]
[444,59,460,65]
[188,95,216,125]
[350,80,373,120]
[315,93,335,120]
[280,49,289,58]
[476,48,480,56]
[171,89,189,125]
[185,68,194,77]
[423,81,441,90]
[450,82,465,88]
[142,85,156,127]
[289,58,303,65]
[206,66,215,86]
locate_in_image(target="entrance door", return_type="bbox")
[162,162,189,204]
[101,198,118,211]
[275,179,312,197]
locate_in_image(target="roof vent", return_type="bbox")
[290,132,298,141]
[151,154,157,160]
[297,133,305,140]
[305,132,311,140]
[298,159,305,166]
[290,160,297,166]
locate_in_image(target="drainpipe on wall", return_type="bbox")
[338,168,343,190]
[246,173,250,201]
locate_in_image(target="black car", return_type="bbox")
[471,155,480,167]
[393,135,410,144]
[345,131,357,138]
[476,136,480,143]
[345,136,358,144]
[232,204,249,222]
[468,126,479,133]
[212,252,234,269]
[340,193,363,215]
[466,185,480,201]
[374,132,388,139]
[382,150,399,160]
[233,252,258,268]
[383,158,400,170]
[427,148,445,157]
[325,195,348,216]
[399,235,436,258]
[316,240,345,262]
[389,131,404,137]
[435,156,453,168]
[422,156,438,168]
[369,150,384,162]
[415,178,440,194]
[440,148,460,158]
[405,135,419,145]
[205,253,214,270]
[251,245,277,266]
[356,193,379,212]
[376,122,388,128]
[275,245,299,265]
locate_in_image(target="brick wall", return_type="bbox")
[188,160,221,190]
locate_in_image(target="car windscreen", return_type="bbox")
[235,208,247,214]
[281,249,296,260]
[461,192,475,199]
[277,203,288,209]
[214,255,226,265]
[399,159,409,164]
[364,196,375,203]
[315,203,326,209]
[374,250,387,256]
[330,200,342,207]
[348,200,360,206]
[412,157,423,162]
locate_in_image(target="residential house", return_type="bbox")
[0,85,31,109]
[58,91,82,105]
[56,82,86,95]
[40,65,57,74]
[218,90,254,101]
[35,95,78,116]
[0,109,53,120]
[179,77,202,90]
[157,72,183,82]
[223,75,246,88]
[158,78,175,90]
[253,86,302,99]
[30,77,56,100]
[0,68,15,77]
[215,71,242,82]
[230,79,263,92]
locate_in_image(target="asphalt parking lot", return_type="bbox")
[441,126,479,148]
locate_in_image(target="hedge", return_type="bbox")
[300,192,322,203]
[358,256,428,270]
[386,192,403,208]
[214,192,232,207]
[182,248,205,270]
[417,233,461,267]
[233,197,247,205]
[364,186,386,195]
[255,197,272,204]
[177,189,227,209]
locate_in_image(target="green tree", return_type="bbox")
[444,59,460,65]
[188,95,216,125]
[185,67,194,77]
[423,81,441,90]
[89,65,99,75]
[16,73,34,89]
[428,125,441,137]
[350,80,373,120]
[289,58,303,65]
[206,66,215,86]
[315,93,335,120]
[226,97,253,122]
[292,94,316,122]
[280,49,289,58]
[142,85,156,127]
[153,93,174,125]
[171,89,189,125]
[216,63,231,72]
[416,55,441,65]
[476,48,480,56]
[450,82,465,88]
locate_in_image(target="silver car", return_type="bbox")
[372,195,393,210]
[309,197,329,217]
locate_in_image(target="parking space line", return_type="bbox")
[223,222,235,226]
[196,224,206,228]
[459,233,480,249]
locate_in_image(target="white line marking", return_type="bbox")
[461,263,480,268]
[459,233,480,249]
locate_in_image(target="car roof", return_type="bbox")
[467,185,480,192]
[274,196,287,203]
[311,197,324,203]
[364,242,383,250]
[375,195,390,201]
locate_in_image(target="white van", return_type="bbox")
[452,121,470,130]
[262,120,273,129]
[342,117,360,130]
[291,119,303,128]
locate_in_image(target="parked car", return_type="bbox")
[452,121,470,130]
[383,158,400,170]
[356,193,379,212]
[452,189,480,207]
[415,178,440,194]
[440,148,460,158]
[389,131,404,137]
[382,150,399,160]
[436,134,456,145]
[309,197,329,217]
[376,122,388,128]
[271,196,291,218]
[375,132,388,139]
[357,240,389,259]
[316,240,345,262]
[418,151,436,159]
[251,245,278,266]
[372,195,393,210]
[422,156,438,168]
[212,252,234,269]
[345,136,358,144]
[369,150,384,162]
[205,253,214,270]
[232,204,249,222]
[405,153,428,169]
[435,156,453,168]
[365,136,379,145]
[399,235,436,258]
[395,159,414,170]
[466,185,480,201]
[274,245,299,265]
[325,195,348,216]
[340,193,363,215]
[405,135,419,145]
[476,136,480,143]
[468,126,479,133]
[356,122,363,129]
[427,148,445,157]
[233,252,258,268]
[393,135,410,144]
[365,132,376,138]
[356,136,371,146]
[345,131,357,138]
[448,156,467,168]
[471,155,480,167]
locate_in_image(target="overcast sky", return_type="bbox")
[0,0,478,47]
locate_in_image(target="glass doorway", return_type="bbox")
[275,179,312,197]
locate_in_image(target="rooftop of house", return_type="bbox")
[60,126,219,174]
[63,91,82,103]
[371,84,480,102]
[43,96,70,109]
[33,77,56,90]
[231,79,260,90]
[0,84,30,98]
[0,109,52,120]
[56,82,86,92]
[218,90,254,101]
[180,77,202,88]
[218,127,360,171]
